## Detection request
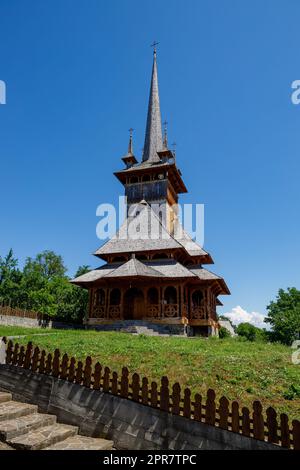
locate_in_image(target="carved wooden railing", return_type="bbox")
[146,304,160,318]
[2,338,300,450]
[108,306,121,319]
[163,304,179,318]
[92,306,106,319]
[191,306,206,319]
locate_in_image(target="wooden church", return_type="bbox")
[72,48,230,336]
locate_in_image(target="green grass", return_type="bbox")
[1,325,300,420]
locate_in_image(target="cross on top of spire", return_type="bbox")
[150,41,159,53]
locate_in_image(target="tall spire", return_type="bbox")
[128,128,134,155]
[142,46,163,162]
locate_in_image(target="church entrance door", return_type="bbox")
[123,288,145,320]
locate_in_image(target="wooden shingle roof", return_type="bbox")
[94,204,182,257]
[103,257,164,278]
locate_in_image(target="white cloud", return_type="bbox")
[223,305,269,329]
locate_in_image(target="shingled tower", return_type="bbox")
[72,49,230,336]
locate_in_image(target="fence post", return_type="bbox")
[132,373,140,402]
[75,361,83,385]
[12,343,19,366]
[160,376,170,412]
[266,407,278,444]
[120,367,129,398]
[111,371,118,395]
[93,362,102,390]
[141,377,149,405]
[31,346,40,372]
[183,388,191,419]
[219,396,229,430]
[83,356,92,387]
[171,383,181,415]
[205,389,216,426]
[103,366,110,392]
[150,381,158,408]
[231,401,240,433]
[60,354,69,380]
[241,407,251,436]
[17,345,25,367]
[45,353,53,374]
[193,393,202,421]
[24,342,33,369]
[38,350,46,374]
[52,349,60,377]
[253,401,265,441]
[292,420,300,450]
[279,414,290,448]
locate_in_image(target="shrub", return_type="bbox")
[236,322,265,342]
[219,327,231,339]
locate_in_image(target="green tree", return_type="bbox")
[53,266,90,323]
[23,251,66,280]
[0,249,90,324]
[0,249,22,305]
[236,322,265,342]
[265,288,300,345]
[17,251,65,314]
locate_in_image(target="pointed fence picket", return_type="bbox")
[2,337,300,450]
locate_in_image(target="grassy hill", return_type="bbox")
[1,325,299,420]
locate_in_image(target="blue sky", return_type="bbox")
[0,0,299,323]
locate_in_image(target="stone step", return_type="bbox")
[0,413,57,440]
[45,435,114,450]
[93,320,184,336]
[0,392,12,404]
[0,441,14,451]
[7,423,78,450]
[0,401,37,422]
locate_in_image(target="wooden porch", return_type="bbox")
[86,280,220,329]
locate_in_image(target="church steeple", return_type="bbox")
[142,47,163,163]
[128,127,134,155]
[121,128,137,168]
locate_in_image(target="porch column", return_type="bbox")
[87,288,93,321]
[120,288,124,319]
[104,286,108,319]
[189,288,193,319]
[180,284,185,321]
[160,286,164,318]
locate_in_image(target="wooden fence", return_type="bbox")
[2,337,300,450]
[0,305,49,321]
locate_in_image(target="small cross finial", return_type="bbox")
[128,128,134,154]
[150,41,159,53]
